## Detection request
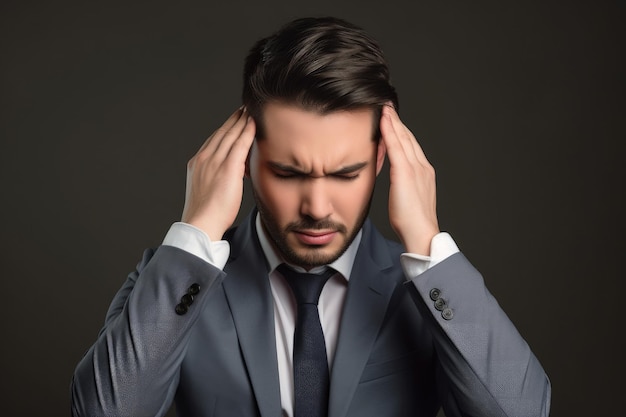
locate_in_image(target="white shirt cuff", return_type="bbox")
[400,232,460,279]
[162,222,230,270]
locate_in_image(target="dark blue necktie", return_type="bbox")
[277,264,335,417]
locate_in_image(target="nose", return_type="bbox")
[299,178,333,220]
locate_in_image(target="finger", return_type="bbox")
[198,107,245,154]
[383,106,416,158]
[226,115,256,165]
[200,108,250,162]
[384,106,430,166]
[402,122,431,166]
[380,106,411,167]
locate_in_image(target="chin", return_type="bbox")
[287,242,346,268]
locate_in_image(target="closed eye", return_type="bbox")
[332,174,360,181]
[268,161,367,181]
[272,171,304,179]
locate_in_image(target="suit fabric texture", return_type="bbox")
[71,210,551,417]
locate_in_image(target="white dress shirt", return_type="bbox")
[163,215,459,417]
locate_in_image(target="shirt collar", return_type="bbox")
[255,213,361,281]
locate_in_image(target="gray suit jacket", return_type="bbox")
[71,211,550,417]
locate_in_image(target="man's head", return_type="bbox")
[243,17,396,269]
[242,17,398,139]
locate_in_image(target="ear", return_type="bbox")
[375,139,386,176]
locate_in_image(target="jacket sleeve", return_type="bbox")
[71,245,226,417]
[405,252,551,417]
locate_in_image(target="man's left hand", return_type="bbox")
[380,105,440,256]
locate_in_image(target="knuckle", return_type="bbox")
[214,126,227,138]
[222,155,242,171]
[206,158,223,172]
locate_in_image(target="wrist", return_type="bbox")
[400,227,439,257]
[184,217,226,242]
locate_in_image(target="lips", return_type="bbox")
[294,230,337,246]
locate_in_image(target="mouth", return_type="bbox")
[293,230,338,246]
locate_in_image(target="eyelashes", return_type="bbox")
[272,172,360,181]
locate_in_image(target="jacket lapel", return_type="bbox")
[328,220,398,417]
[222,211,282,417]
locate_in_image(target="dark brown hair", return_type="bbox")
[242,17,398,139]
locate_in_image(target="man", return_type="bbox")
[71,17,551,417]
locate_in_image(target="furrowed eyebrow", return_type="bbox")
[268,162,309,175]
[268,161,368,176]
[329,162,368,175]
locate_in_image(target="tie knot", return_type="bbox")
[277,264,335,305]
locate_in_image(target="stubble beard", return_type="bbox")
[253,189,373,270]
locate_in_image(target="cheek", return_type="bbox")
[332,178,375,214]
[255,174,299,214]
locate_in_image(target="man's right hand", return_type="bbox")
[181,107,256,241]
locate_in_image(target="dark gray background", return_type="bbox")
[1,1,623,416]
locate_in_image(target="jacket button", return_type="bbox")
[175,303,189,315]
[181,293,194,306]
[429,288,441,301]
[442,308,454,320]
[188,283,201,296]
[434,297,446,311]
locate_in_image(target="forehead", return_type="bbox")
[258,102,376,158]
